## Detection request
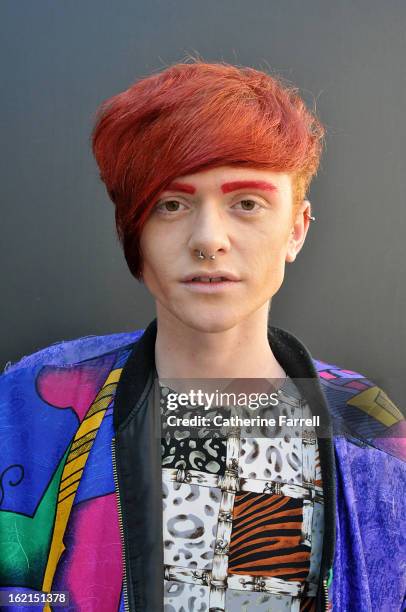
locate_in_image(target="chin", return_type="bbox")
[176,308,243,334]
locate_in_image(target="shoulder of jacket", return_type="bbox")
[2,328,146,376]
[312,356,405,462]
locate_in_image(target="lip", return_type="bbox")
[180,279,241,293]
[181,270,240,282]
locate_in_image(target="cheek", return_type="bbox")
[247,231,289,274]
[140,221,183,270]
[141,244,174,295]
[140,227,163,272]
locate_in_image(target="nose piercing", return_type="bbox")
[195,250,216,260]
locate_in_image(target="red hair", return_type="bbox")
[91,60,325,280]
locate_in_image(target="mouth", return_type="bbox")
[182,270,240,282]
[181,275,241,292]
[187,276,232,283]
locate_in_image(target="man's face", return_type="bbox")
[139,165,311,332]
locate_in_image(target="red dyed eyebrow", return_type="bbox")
[165,180,278,194]
[221,180,278,193]
[165,181,196,194]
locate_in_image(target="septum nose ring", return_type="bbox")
[195,250,216,260]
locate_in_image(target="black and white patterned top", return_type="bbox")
[159,376,324,612]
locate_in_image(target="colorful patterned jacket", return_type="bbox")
[0,318,405,611]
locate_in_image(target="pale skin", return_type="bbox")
[139,165,312,381]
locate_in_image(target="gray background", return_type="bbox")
[1,0,405,407]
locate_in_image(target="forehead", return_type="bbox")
[163,165,292,194]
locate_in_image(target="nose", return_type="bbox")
[188,200,231,258]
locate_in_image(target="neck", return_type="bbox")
[154,303,286,380]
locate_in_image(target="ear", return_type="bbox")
[285,199,313,263]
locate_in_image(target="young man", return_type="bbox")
[0,61,405,612]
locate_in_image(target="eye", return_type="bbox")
[232,199,262,212]
[154,199,188,214]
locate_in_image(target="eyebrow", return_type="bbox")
[165,179,278,195]
[165,181,196,194]
[221,180,278,193]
